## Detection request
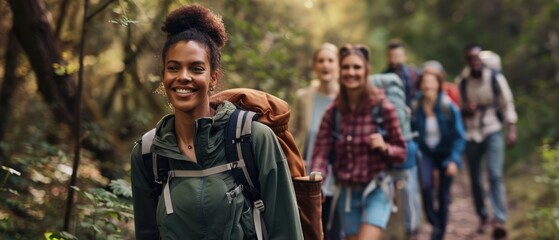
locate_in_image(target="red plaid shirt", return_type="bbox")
[310,93,406,186]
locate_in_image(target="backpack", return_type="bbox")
[442,82,461,107]
[141,88,321,240]
[384,65,419,106]
[368,73,416,170]
[459,50,504,123]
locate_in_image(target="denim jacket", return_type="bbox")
[412,92,466,167]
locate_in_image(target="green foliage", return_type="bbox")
[110,0,139,27]
[219,0,306,101]
[45,231,79,240]
[71,179,133,239]
[537,143,559,185]
[108,179,132,198]
[43,179,133,240]
[1,165,21,196]
[508,79,559,165]
[0,142,73,239]
[528,143,559,238]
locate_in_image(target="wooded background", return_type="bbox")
[1,0,558,239]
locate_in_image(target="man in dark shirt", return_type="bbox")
[384,40,419,106]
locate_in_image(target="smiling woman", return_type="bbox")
[311,44,407,240]
[163,41,216,121]
[291,42,341,239]
[130,4,303,240]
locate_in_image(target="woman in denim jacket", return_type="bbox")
[412,69,466,240]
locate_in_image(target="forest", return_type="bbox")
[0,0,558,239]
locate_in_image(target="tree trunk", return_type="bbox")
[7,0,76,125]
[0,31,23,162]
[54,0,70,40]
[7,0,124,179]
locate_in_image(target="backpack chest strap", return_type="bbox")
[170,161,246,178]
[162,161,246,215]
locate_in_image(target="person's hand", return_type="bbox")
[460,103,477,119]
[369,133,386,152]
[506,124,517,147]
[446,162,458,176]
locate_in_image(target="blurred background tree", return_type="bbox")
[0,0,557,238]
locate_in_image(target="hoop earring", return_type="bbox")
[154,82,166,95]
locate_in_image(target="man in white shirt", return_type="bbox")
[455,44,517,239]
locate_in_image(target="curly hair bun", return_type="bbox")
[162,5,228,48]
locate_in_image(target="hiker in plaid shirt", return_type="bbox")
[311,44,406,240]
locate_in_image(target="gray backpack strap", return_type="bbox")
[163,162,245,214]
[141,128,156,155]
[141,128,160,183]
[235,110,258,188]
[234,110,268,240]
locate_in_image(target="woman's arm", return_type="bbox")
[252,122,304,240]
[443,104,466,168]
[130,144,160,240]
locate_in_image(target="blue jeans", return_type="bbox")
[419,153,453,240]
[337,187,392,235]
[465,131,507,222]
[395,166,422,233]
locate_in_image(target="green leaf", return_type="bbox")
[1,165,21,176]
[0,188,20,196]
[90,188,118,201]
[109,179,132,198]
[45,231,78,240]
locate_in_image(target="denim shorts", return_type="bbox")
[337,186,392,236]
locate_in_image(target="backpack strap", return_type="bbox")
[225,109,261,199]
[329,107,342,165]
[141,128,156,155]
[372,103,387,137]
[459,76,468,105]
[490,70,504,122]
[490,70,501,97]
[224,109,268,240]
[141,128,169,196]
[162,161,244,214]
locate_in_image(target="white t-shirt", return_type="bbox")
[425,116,441,149]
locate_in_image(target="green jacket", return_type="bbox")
[131,101,303,240]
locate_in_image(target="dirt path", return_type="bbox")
[416,170,494,240]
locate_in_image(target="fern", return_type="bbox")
[109,179,132,198]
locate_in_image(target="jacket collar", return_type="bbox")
[151,101,237,156]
